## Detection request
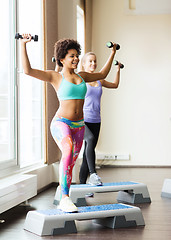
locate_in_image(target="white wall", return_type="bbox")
[57,0,78,39]
[92,0,171,166]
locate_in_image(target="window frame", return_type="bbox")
[0,0,18,177]
[0,0,44,178]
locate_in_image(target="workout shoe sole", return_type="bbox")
[88,182,103,186]
[85,192,94,198]
[57,196,78,213]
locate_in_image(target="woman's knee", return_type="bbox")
[85,135,96,148]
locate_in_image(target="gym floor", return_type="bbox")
[1,167,171,240]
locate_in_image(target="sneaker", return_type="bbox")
[57,196,78,213]
[85,192,94,198]
[88,173,103,186]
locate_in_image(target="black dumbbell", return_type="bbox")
[15,33,38,42]
[114,60,124,69]
[52,57,56,62]
[106,41,120,50]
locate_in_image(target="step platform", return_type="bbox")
[24,203,145,236]
[54,181,151,207]
[161,178,171,198]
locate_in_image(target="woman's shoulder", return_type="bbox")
[51,71,62,79]
[99,79,104,86]
[77,71,86,78]
[50,71,63,89]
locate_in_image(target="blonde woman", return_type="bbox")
[79,52,122,188]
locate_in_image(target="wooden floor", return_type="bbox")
[1,167,171,240]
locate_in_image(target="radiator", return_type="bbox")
[0,174,37,214]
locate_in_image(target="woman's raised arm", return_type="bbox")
[20,34,57,83]
[79,42,117,82]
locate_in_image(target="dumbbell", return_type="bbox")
[114,60,124,69]
[15,33,38,42]
[52,57,56,62]
[106,41,120,50]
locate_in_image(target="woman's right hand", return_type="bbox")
[110,42,117,54]
[20,33,32,44]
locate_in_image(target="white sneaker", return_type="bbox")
[89,173,103,186]
[57,196,78,213]
[85,192,94,198]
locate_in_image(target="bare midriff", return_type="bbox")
[56,99,84,121]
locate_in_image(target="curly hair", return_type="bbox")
[54,38,81,67]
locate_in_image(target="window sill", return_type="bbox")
[0,162,45,180]
[14,162,47,175]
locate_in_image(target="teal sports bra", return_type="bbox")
[57,73,87,100]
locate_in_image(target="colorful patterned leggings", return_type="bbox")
[50,116,85,198]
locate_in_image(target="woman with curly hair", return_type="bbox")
[20,35,117,212]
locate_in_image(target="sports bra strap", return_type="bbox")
[61,72,85,83]
[76,73,85,82]
[61,72,64,78]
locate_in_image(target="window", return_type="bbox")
[0,0,43,176]
[17,0,43,167]
[0,0,16,170]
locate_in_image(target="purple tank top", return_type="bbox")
[83,81,102,123]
